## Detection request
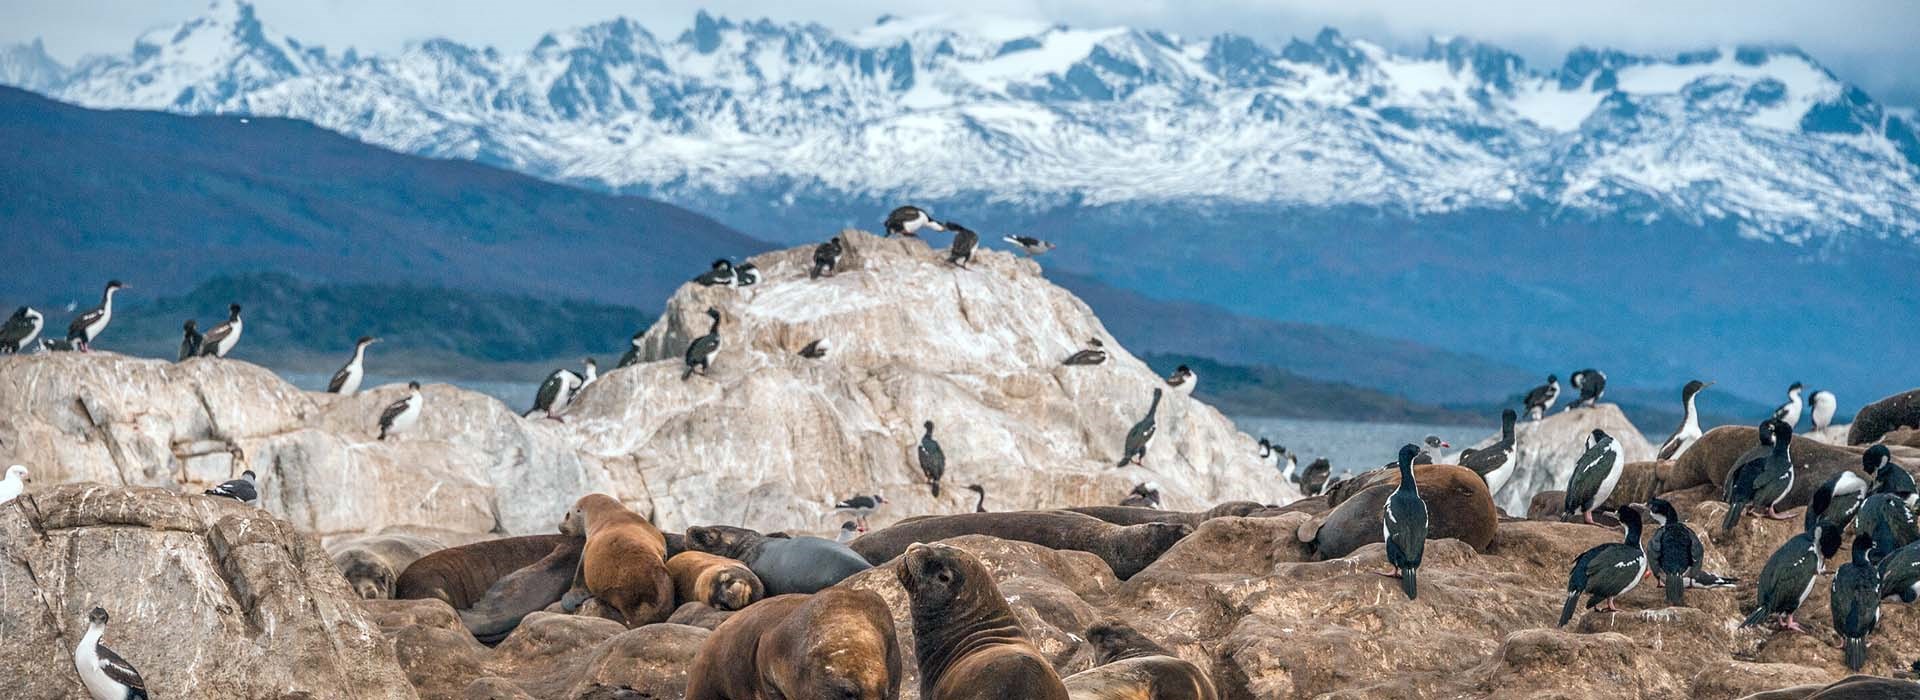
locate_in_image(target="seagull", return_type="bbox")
[203,470,258,505]
[1001,235,1055,257]
[832,494,887,531]
[1063,339,1107,366]
[0,465,28,505]
[837,521,860,543]
[1119,482,1162,509]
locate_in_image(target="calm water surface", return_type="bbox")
[1229,415,1493,478]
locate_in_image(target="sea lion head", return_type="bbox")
[1084,619,1171,665]
[560,494,624,536]
[684,525,763,559]
[894,542,990,610]
[707,566,765,611]
[333,550,397,599]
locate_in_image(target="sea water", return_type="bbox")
[1229,415,1491,478]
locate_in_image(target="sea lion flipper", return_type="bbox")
[561,554,589,612]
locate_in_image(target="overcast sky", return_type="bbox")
[7,0,1918,107]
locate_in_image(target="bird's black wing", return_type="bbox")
[1384,490,1428,566]
[327,363,354,393]
[96,642,148,692]
[205,478,257,502]
[0,312,33,342]
[67,307,103,338]
[379,397,411,427]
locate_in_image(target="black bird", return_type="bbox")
[1656,380,1714,460]
[1856,471,1920,566]
[1563,429,1623,525]
[1743,487,1829,632]
[918,420,945,497]
[176,320,203,361]
[811,237,844,279]
[66,280,126,352]
[1558,504,1648,626]
[945,221,979,268]
[1299,458,1332,496]
[0,306,45,353]
[616,330,646,369]
[1001,234,1055,257]
[1522,374,1560,420]
[197,303,244,358]
[203,470,259,504]
[1119,482,1161,508]
[1382,444,1429,600]
[1460,409,1518,495]
[884,205,944,237]
[1258,438,1272,460]
[74,607,148,700]
[1567,368,1607,409]
[527,368,583,419]
[1832,533,1883,671]
[682,308,721,380]
[1063,338,1107,365]
[1646,498,1706,606]
[832,494,887,531]
[1808,468,1871,558]
[799,339,830,359]
[1723,420,1797,530]
[965,483,986,513]
[1877,539,1920,603]
[1868,445,1917,508]
[692,259,736,286]
[1117,388,1162,467]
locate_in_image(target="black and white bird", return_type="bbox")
[528,368,583,419]
[1001,234,1055,257]
[581,357,599,387]
[811,237,844,279]
[1867,445,1918,508]
[1298,458,1332,496]
[1773,382,1805,429]
[378,381,424,441]
[965,483,987,512]
[1117,388,1162,467]
[1563,429,1624,525]
[1063,339,1107,366]
[1,464,28,505]
[197,304,244,358]
[1460,409,1518,495]
[203,469,259,504]
[1522,374,1560,420]
[65,280,126,352]
[1832,533,1883,671]
[1809,389,1838,433]
[1567,368,1607,409]
[1414,435,1450,464]
[837,521,860,543]
[176,320,202,362]
[0,306,45,353]
[883,206,945,237]
[1257,438,1273,460]
[616,330,646,369]
[1382,443,1429,600]
[693,259,736,287]
[1647,498,1707,606]
[1279,450,1299,482]
[1809,469,1871,558]
[1165,365,1197,395]
[798,339,830,359]
[1743,489,1828,633]
[945,221,979,268]
[1557,504,1648,626]
[832,494,887,531]
[1120,482,1161,509]
[1876,539,1920,604]
[328,336,380,396]
[918,420,945,497]
[1656,380,1714,460]
[1722,420,1797,530]
[74,607,148,700]
[733,262,760,287]
[682,308,722,380]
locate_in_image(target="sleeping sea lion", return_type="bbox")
[683,525,870,596]
[666,550,765,611]
[684,590,902,700]
[394,534,574,608]
[327,533,445,599]
[1063,620,1218,700]
[1300,464,1496,559]
[851,511,1190,580]
[457,535,584,644]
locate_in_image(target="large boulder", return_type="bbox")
[1457,404,1655,515]
[0,483,415,699]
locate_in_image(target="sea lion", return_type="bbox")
[896,543,1069,700]
[666,550,765,611]
[1063,502,1262,528]
[1063,621,1217,700]
[327,533,445,599]
[666,601,737,630]
[684,590,903,700]
[458,535,584,644]
[684,525,871,596]
[395,534,575,608]
[1300,465,1496,559]
[1683,426,1890,510]
[1850,388,1920,446]
[851,511,1191,580]
[1806,674,1920,699]
[561,494,675,627]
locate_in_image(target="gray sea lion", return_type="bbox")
[684,590,902,700]
[395,534,574,608]
[666,550,765,611]
[1850,389,1920,446]
[327,533,445,599]
[1064,622,1217,700]
[1807,675,1920,699]
[1063,502,1262,528]
[457,536,584,645]
[896,543,1069,700]
[1300,464,1496,559]
[850,511,1191,580]
[561,494,676,627]
[683,525,871,596]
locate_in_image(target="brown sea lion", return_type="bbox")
[1850,388,1920,446]
[1680,425,1890,511]
[683,525,871,596]
[850,511,1190,580]
[683,590,903,700]
[561,494,675,627]
[394,534,575,608]
[666,601,737,630]
[1064,622,1217,700]
[1063,502,1262,528]
[666,551,765,612]
[1300,464,1496,559]
[327,533,446,599]
[896,543,1069,700]
[458,536,585,644]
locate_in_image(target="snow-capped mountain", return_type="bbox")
[10,0,1918,245]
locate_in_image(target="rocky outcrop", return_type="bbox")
[1459,404,1655,515]
[0,484,414,699]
